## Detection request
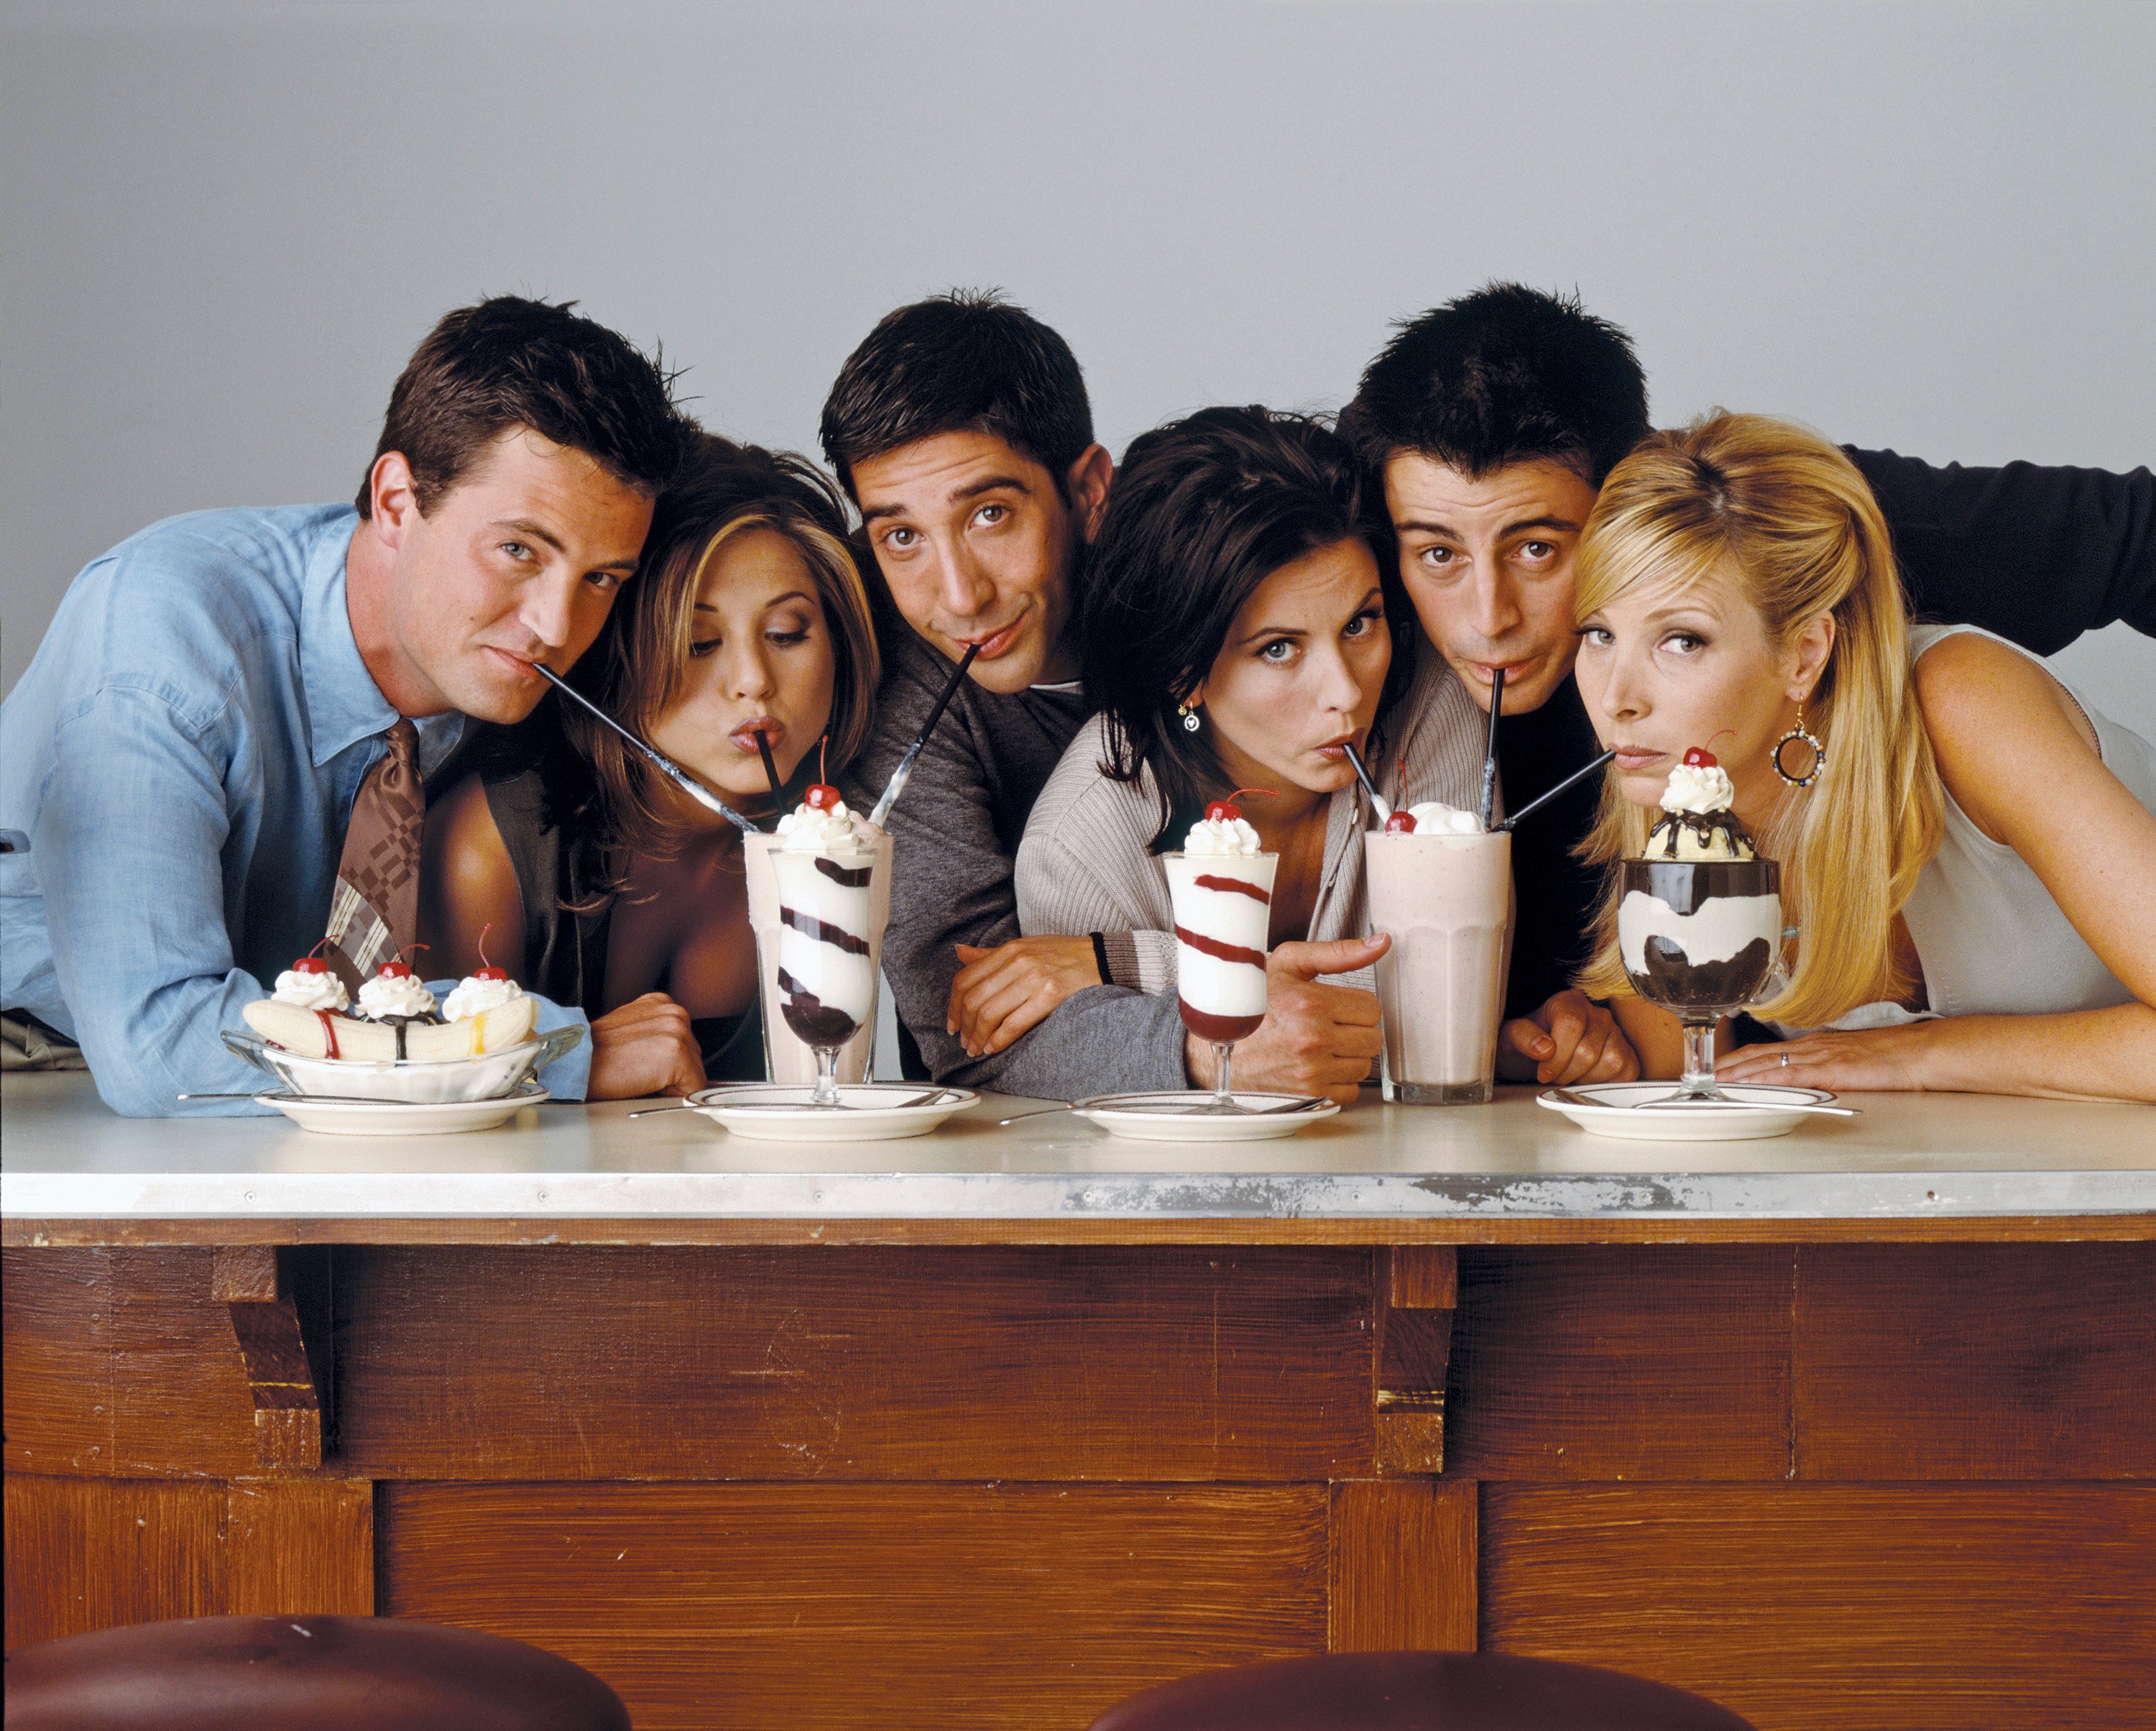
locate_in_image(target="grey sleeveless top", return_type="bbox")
[1899,623,2156,1016]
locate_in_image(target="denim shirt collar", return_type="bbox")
[297,508,463,774]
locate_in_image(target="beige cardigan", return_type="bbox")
[1015,643,1489,994]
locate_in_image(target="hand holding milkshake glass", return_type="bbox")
[1164,793,1279,1113]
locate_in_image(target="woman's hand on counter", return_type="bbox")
[1498,990,1640,1087]
[587,993,708,1101]
[1188,937,1388,1106]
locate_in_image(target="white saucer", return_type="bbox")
[1072,1091,1342,1142]
[683,1083,977,1142]
[259,1083,548,1136]
[1537,1080,1841,1141]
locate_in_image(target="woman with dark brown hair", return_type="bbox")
[420,432,880,1094]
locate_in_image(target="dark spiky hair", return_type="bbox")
[1339,283,1649,487]
[818,289,1094,501]
[358,295,690,517]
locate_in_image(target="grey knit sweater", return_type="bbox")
[1012,644,1489,1091]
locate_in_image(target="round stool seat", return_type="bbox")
[1088,1652,1754,1731]
[4,1615,631,1731]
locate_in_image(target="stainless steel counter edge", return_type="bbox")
[6,1167,2155,1221]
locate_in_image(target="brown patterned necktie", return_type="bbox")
[326,719,423,991]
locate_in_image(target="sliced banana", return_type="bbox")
[241,995,538,1062]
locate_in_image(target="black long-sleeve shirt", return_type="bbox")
[1501,449,2156,1019]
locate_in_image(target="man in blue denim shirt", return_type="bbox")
[1,297,706,1115]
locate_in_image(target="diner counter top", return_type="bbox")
[4,1072,2150,1245]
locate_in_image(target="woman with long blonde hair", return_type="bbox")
[420,433,880,1096]
[1572,413,2156,1101]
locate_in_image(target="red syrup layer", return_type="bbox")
[1192,873,1271,903]
[1173,925,1266,968]
[314,1010,340,1060]
[1179,1002,1264,1043]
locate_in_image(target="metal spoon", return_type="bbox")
[631,1088,955,1119]
[1545,1087,1858,1117]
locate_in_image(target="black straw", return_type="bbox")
[1497,748,1618,832]
[535,664,759,835]
[1477,668,1505,830]
[867,640,982,827]
[754,729,783,802]
[1340,739,1389,822]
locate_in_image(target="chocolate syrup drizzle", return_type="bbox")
[1645,808,1755,859]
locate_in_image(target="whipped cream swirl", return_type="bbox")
[1661,761,1737,815]
[778,797,877,860]
[272,968,349,1012]
[1406,800,1484,835]
[356,971,439,1021]
[442,973,523,1023]
[1182,814,1263,856]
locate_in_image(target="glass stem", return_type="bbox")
[1212,1041,1236,1111]
[1680,1016,1720,1096]
[812,1044,842,1108]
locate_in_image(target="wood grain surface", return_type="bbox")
[3,1249,263,1478]
[379,1481,1330,1731]
[333,1245,1378,1482]
[1327,1479,1475,1653]
[1792,1242,2156,1479]
[4,1474,374,1648]
[1447,1246,1796,1480]
[1481,1483,2156,1730]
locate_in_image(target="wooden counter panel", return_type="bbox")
[378,1482,1329,1731]
[1446,1246,1795,1480]
[1793,1243,2156,1479]
[3,1475,373,1649]
[334,1246,1377,1482]
[4,1249,262,1478]
[1480,1483,2156,1730]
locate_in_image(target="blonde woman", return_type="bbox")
[1571,413,2156,1101]
[420,433,880,1095]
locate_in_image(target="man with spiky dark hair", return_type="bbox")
[830,291,1440,1101]
[1342,283,2156,1083]
[821,291,1142,1095]
[2,296,705,1113]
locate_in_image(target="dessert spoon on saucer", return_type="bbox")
[1544,1087,1859,1117]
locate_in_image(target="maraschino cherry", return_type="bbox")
[1383,809,1419,833]
[1204,786,1276,823]
[290,955,331,975]
[472,923,508,983]
[804,783,844,812]
[377,942,429,980]
[1682,745,1719,768]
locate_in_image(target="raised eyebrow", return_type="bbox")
[1503,516,1583,538]
[492,517,566,554]
[1393,519,1459,541]
[953,474,1032,502]
[694,590,814,614]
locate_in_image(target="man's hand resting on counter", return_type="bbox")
[1498,989,1640,1087]
[947,935,1102,1058]
[587,992,707,1101]
[1186,936,1388,1106]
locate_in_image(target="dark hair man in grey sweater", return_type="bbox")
[825,292,1386,1098]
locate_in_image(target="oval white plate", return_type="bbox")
[684,1083,977,1142]
[259,1083,548,1136]
[1537,1080,1840,1141]
[1072,1091,1342,1142]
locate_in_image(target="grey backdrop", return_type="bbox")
[5,0,2152,731]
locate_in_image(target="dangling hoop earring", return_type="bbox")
[1179,703,1202,735]
[1772,702,1825,788]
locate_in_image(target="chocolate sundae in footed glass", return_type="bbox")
[765,783,884,1106]
[1616,748,1783,1103]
